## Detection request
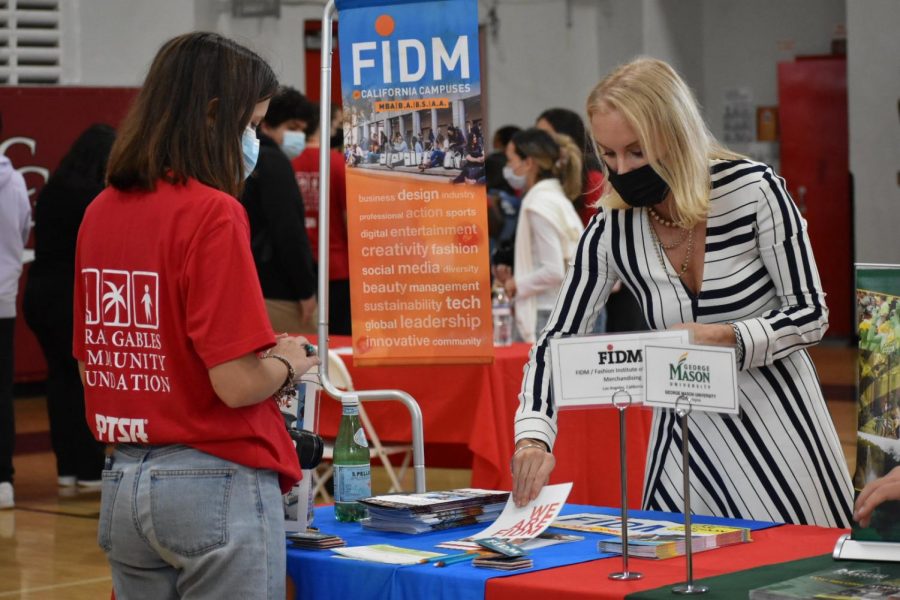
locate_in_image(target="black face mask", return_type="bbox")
[606,163,669,208]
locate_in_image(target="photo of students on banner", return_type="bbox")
[336,0,492,365]
[852,265,900,541]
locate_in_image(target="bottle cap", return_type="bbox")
[341,393,360,407]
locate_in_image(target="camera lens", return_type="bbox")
[291,429,325,469]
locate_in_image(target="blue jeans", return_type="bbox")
[99,445,285,599]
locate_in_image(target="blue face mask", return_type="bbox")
[241,126,260,179]
[280,130,307,159]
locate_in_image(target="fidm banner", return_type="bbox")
[336,0,492,365]
[852,264,900,541]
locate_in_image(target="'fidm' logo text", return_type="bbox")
[351,14,470,85]
[597,344,642,365]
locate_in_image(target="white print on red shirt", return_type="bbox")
[132,271,159,329]
[82,268,169,398]
[83,268,159,329]
[95,413,149,443]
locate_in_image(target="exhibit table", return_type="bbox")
[310,336,654,506]
[287,504,846,600]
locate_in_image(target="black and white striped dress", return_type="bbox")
[515,159,854,527]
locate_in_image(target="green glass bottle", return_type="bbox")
[333,394,371,522]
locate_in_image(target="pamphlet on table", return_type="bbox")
[435,482,572,550]
[551,513,751,559]
[359,488,509,534]
[332,544,444,565]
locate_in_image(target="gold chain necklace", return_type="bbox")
[648,219,694,278]
[653,225,690,250]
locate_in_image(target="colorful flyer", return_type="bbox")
[853,264,900,542]
[336,0,492,365]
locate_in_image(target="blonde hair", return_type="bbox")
[511,128,583,201]
[586,57,742,227]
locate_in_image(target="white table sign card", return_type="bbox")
[548,331,690,409]
[642,343,739,415]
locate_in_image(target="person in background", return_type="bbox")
[536,107,648,334]
[329,103,344,150]
[292,104,352,335]
[0,112,32,510]
[241,86,318,334]
[511,57,853,529]
[485,125,522,253]
[418,131,447,171]
[451,133,485,184]
[74,32,319,597]
[24,124,114,490]
[385,132,407,170]
[493,128,584,343]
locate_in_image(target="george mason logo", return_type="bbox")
[668,352,711,387]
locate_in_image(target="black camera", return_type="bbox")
[282,412,325,469]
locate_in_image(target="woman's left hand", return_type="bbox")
[669,322,735,346]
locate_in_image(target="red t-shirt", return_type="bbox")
[292,147,350,280]
[73,178,301,492]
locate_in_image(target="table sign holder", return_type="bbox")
[671,396,708,595]
[608,388,642,581]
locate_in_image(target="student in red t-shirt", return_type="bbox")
[72,32,319,599]
[292,107,352,335]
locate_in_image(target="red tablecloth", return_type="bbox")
[312,336,653,506]
[486,524,847,600]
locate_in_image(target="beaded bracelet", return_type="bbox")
[730,322,745,367]
[265,353,298,408]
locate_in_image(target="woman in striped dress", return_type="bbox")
[510,57,853,528]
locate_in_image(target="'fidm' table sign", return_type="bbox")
[549,331,690,409]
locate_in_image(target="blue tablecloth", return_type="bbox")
[286,504,779,600]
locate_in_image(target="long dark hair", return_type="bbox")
[537,107,602,193]
[50,124,116,190]
[107,32,278,198]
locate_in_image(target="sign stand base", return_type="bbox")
[608,389,643,581]
[671,399,708,595]
[833,533,900,562]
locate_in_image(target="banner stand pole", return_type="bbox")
[672,396,708,595]
[609,388,642,581]
[317,0,427,493]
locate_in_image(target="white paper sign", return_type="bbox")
[469,482,572,541]
[642,344,739,415]
[549,331,690,409]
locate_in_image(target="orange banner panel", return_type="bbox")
[346,169,493,366]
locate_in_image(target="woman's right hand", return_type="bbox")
[511,439,555,507]
[269,335,320,380]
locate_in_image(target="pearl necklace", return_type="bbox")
[648,206,679,228]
